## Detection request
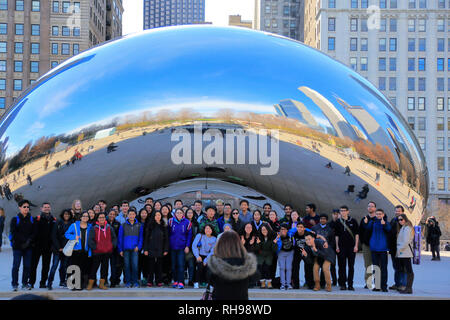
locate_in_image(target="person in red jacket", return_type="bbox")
[87,213,117,290]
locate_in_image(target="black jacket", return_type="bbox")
[388,217,400,254]
[427,225,441,245]
[359,215,376,246]
[312,223,336,249]
[335,217,359,248]
[143,222,169,258]
[305,238,336,265]
[207,253,258,300]
[231,218,243,233]
[35,213,57,250]
[10,213,36,250]
[51,219,73,253]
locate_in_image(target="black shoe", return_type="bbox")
[39,282,46,289]
[364,285,368,289]
[382,288,388,292]
[332,282,337,286]
[347,286,355,291]
[373,288,381,292]
[340,286,347,291]
[47,284,53,291]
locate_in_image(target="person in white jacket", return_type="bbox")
[396,214,415,294]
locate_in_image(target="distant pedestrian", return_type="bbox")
[343,166,351,176]
[426,218,441,261]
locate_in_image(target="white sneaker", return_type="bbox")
[194,282,199,289]
[280,285,286,290]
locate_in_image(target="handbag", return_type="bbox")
[63,224,79,257]
[200,284,213,301]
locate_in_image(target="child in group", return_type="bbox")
[276,223,295,290]
[192,224,217,289]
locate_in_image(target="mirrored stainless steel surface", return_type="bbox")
[0,26,428,224]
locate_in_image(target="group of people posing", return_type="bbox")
[8,198,419,294]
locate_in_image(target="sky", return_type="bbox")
[122,0,255,35]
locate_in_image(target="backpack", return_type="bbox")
[9,215,34,246]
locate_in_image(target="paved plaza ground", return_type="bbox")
[0,243,448,300]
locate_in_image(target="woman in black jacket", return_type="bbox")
[427,218,442,261]
[230,209,243,233]
[47,209,73,289]
[138,208,150,286]
[185,208,199,286]
[207,230,258,300]
[144,211,169,287]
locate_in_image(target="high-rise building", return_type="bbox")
[143,0,205,30]
[0,0,123,115]
[304,0,450,201]
[229,15,252,29]
[255,0,305,41]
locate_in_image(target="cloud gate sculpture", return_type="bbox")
[0,26,428,225]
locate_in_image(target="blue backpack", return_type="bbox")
[9,215,33,246]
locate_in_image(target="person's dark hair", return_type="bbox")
[224,203,232,208]
[263,203,272,209]
[138,208,149,223]
[368,201,377,207]
[395,205,405,212]
[332,209,339,214]
[239,199,249,206]
[59,209,72,220]
[149,211,166,228]
[252,209,262,219]
[145,197,154,202]
[241,222,255,237]
[284,204,292,210]
[376,209,385,214]
[205,206,216,213]
[108,208,116,215]
[128,208,137,215]
[214,230,247,259]
[280,222,289,230]
[97,212,106,219]
[174,199,183,205]
[305,231,316,238]
[340,205,349,211]
[296,222,305,228]
[41,202,51,207]
[18,199,30,207]
[98,200,107,205]
[194,200,203,205]
[306,203,316,212]
[121,200,129,206]
[259,224,275,241]
[202,223,217,237]
[319,214,329,221]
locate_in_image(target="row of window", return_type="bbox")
[416,136,449,152]
[408,117,450,132]
[436,177,450,191]
[328,37,450,52]
[436,157,450,172]
[0,24,40,36]
[51,43,79,55]
[0,42,40,54]
[52,1,80,14]
[52,26,80,37]
[0,61,39,74]
[0,0,40,11]
[407,97,450,111]
[329,0,438,9]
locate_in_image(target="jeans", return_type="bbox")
[29,248,52,286]
[109,250,123,285]
[195,255,208,284]
[398,257,413,287]
[11,248,32,287]
[186,256,195,283]
[337,246,356,287]
[391,254,402,287]
[48,252,70,285]
[278,250,294,287]
[123,250,139,286]
[148,256,163,284]
[171,249,186,283]
[292,251,314,288]
[371,251,388,290]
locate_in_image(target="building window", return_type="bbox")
[437,117,445,131]
[328,37,335,51]
[418,137,426,150]
[380,0,387,9]
[407,117,415,130]
[379,38,386,51]
[379,77,386,91]
[409,0,416,8]
[51,61,58,68]
[448,98,450,111]
[62,26,70,36]
[437,78,444,91]
[61,43,70,55]
[52,1,59,12]
[437,97,444,111]
[361,38,368,51]
[437,58,444,71]
[408,19,415,32]
[418,78,426,91]
[30,61,39,73]
[437,137,445,151]
[418,117,426,130]
[14,61,22,72]
[52,26,59,36]
[390,0,397,8]
[0,0,7,10]
[328,0,336,8]
[408,38,415,51]
[379,58,386,71]
[15,0,24,11]
[52,43,58,55]
[408,97,415,110]
[380,18,386,32]
[389,58,396,71]
[31,43,39,54]
[418,38,426,51]
[73,27,80,37]
[389,77,396,91]
[13,79,22,91]
[437,157,445,171]
[0,60,5,72]
[389,38,397,51]
[31,24,40,36]
[350,18,358,32]
[350,38,358,51]
[0,79,4,90]
[361,0,369,8]
[390,18,397,32]
[361,19,368,32]
[0,23,6,35]
[328,18,335,31]
[73,43,79,55]
[408,78,415,91]
[408,58,415,71]
[14,42,22,53]
[62,1,70,13]
[418,19,426,32]
[31,0,40,12]
[419,0,427,8]
[437,19,445,32]
[418,97,426,110]
[351,0,358,8]
[15,24,24,35]
[438,38,445,52]
[350,57,357,71]
[361,57,368,71]
[418,58,426,71]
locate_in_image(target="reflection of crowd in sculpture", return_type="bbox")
[6,197,426,299]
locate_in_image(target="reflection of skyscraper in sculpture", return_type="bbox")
[274,99,323,131]
[298,86,359,141]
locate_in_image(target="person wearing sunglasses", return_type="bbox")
[10,200,36,291]
[396,214,415,294]
[230,209,243,233]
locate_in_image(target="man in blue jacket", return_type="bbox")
[363,209,391,292]
[168,209,192,289]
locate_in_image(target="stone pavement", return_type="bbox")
[0,244,448,300]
